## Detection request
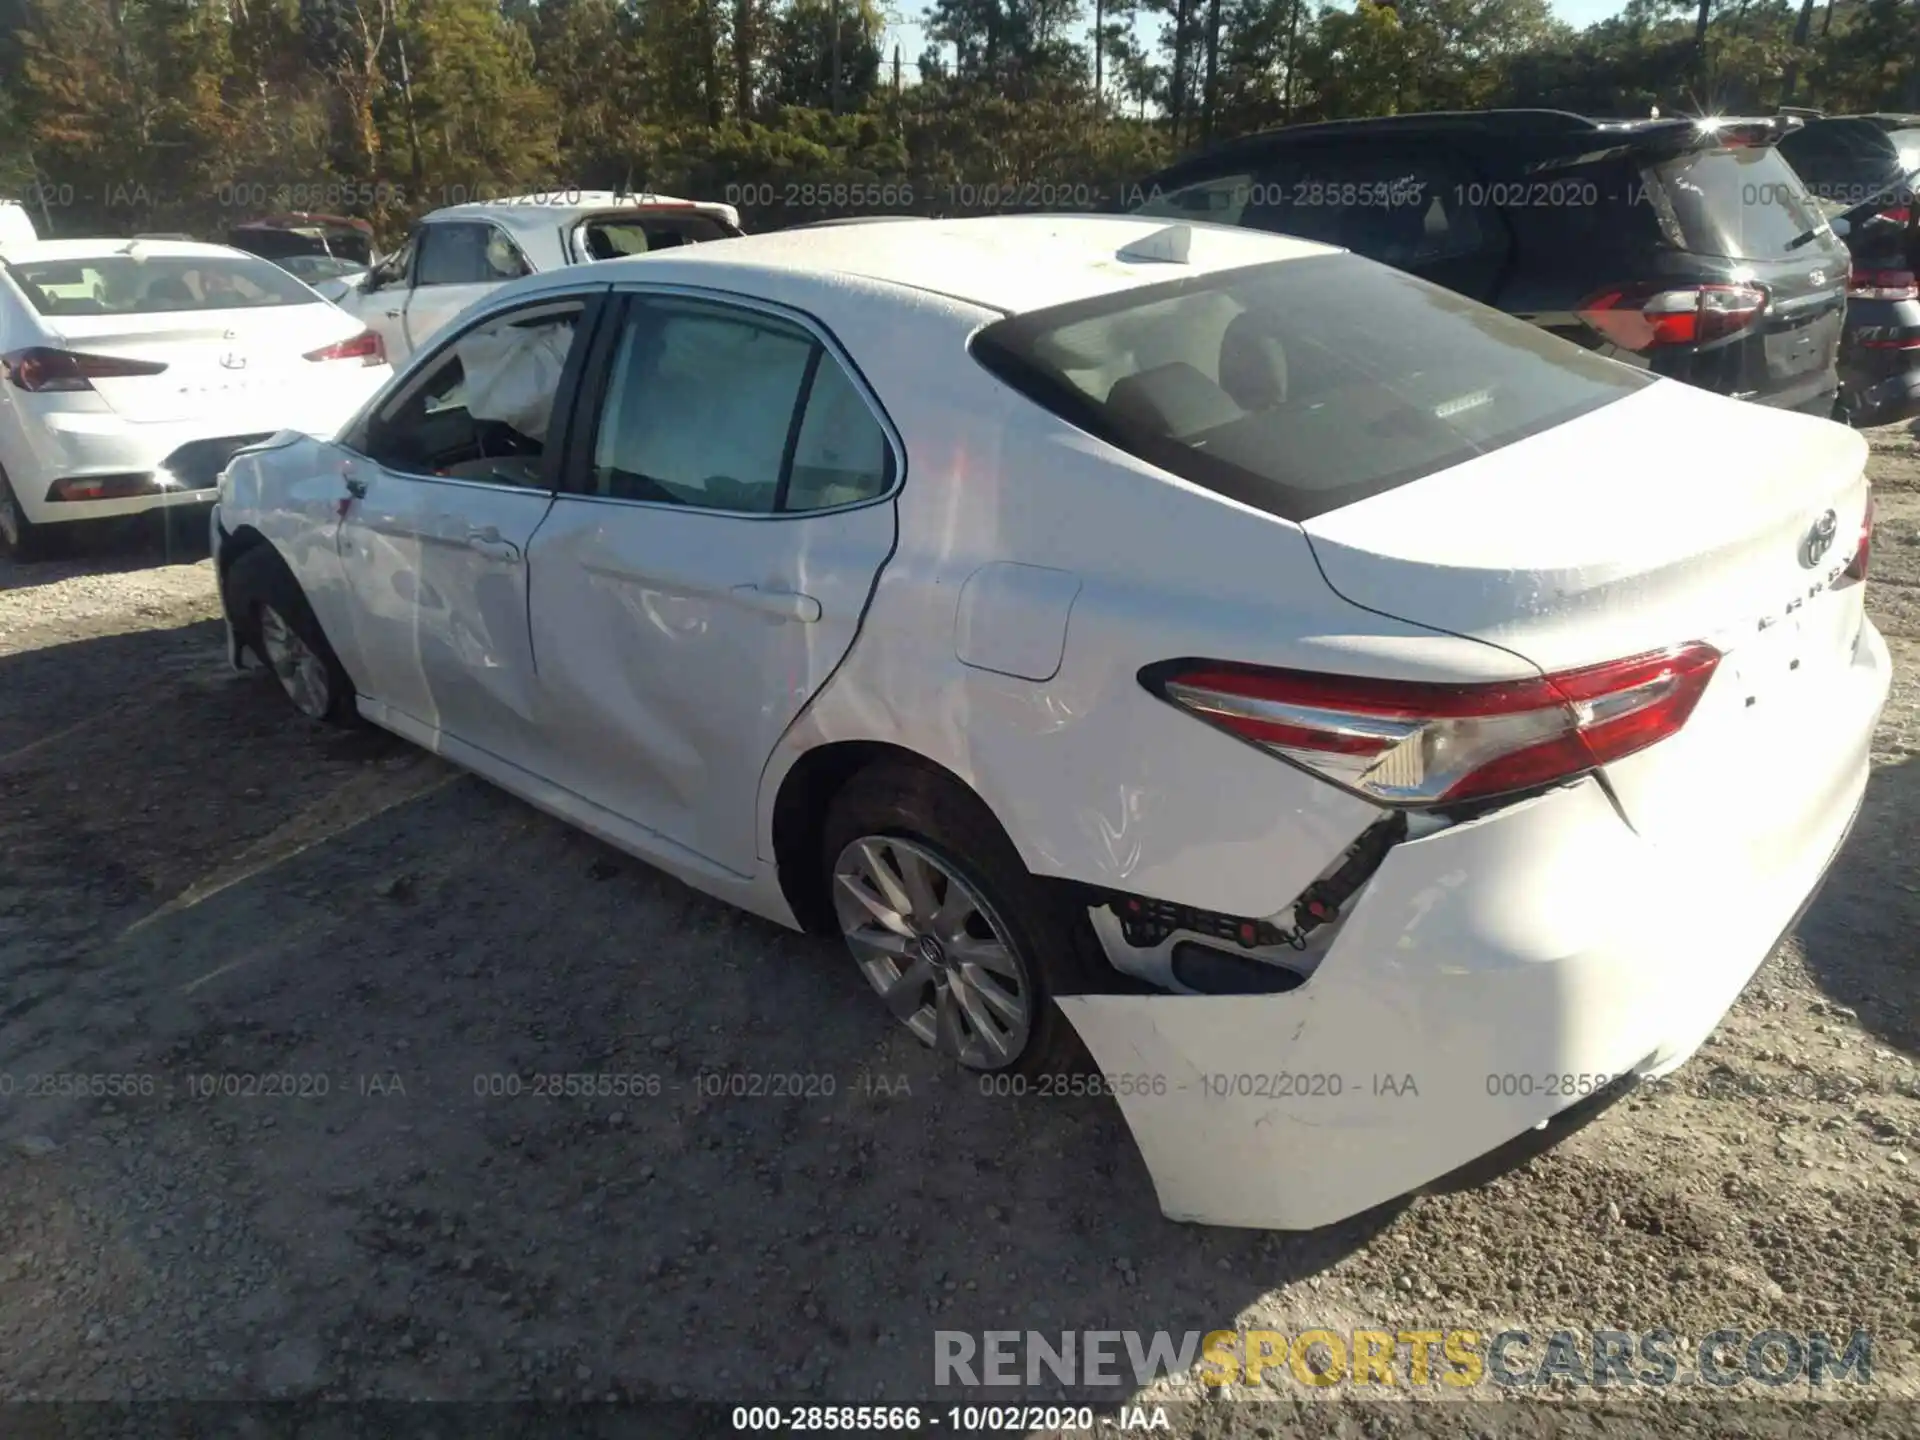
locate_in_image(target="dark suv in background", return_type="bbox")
[1128,110,1851,417]
[1777,115,1920,425]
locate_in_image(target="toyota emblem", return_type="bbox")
[1809,269,1827,287]
[1801,509,1838,568]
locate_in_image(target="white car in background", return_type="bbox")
[322,191,742,366]
[210,215,1886,1230]
[0,238,391,559]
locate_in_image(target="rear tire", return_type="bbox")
[0,469,57,562]
[224,545,359,726]
[821,759,1105,1074]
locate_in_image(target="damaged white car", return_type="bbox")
[210,215,1888,1230]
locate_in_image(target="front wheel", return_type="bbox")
[822,761,1101,1073]
[224,545,359,726]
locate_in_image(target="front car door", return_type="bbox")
[526,286,900,875]
[403,221,534,358]
[334,289,602,766]
[355,230,418,360]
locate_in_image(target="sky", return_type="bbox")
[877,0,1633,82]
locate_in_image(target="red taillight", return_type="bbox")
[1,346,170,392]
[1848,267,1920,302]
[1841,490,1874,585]
[1878,204,1912,224]
[1147,643,1723,808]
[1576,284,1767,350]
[47,473,160,502]
[304,330,385,366]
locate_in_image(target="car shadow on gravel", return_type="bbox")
[0,621,1399,1404]
[1795,752,1920,1056]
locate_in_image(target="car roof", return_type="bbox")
[551,213,1338,315]
[423,191,738,231]
[0,237,262,263]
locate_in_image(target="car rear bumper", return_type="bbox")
[1060,617,1889,1230]
[6,381,382,526]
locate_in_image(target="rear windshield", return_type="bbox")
[4,253,319,316]
[971,253,1652,523]
[1647,146,1835,260]
[578,213,734,261]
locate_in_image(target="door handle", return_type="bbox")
[467,527,522,563]
[384,308,403,319]
[344,475,369,499]
[730,584,821,623]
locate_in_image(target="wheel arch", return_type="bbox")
[770,740,1027,937]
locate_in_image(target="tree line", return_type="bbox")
[0,0,1915,243]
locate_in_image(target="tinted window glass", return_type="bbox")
[1649,146,1834,259]
[785,359,894,511]
[1131,172,1256,226]
[1229,150,1490,267]
[5,253,319,316]
[971,254,1651,524]
[585,299,893,512]
[590,301,816,511]
[362,300,583,484]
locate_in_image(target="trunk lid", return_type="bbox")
[1300,378,1869,682]
[44,304,357,424]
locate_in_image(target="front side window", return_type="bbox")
[585,297,893,513]
[3,252,320,316]
[365,234,417,293]
[972,253,1651,523]
[360,299,585,485]
[416,222,531,287]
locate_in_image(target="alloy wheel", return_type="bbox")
[257,604,332,720]
[831,835,1034,1070]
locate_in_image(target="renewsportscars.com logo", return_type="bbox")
[933,1328,1874,1390]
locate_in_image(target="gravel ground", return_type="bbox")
[2,430,1919,1435]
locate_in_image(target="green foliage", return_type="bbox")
[0,0,1912,242]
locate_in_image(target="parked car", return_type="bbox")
[1777,116,1920,425]
[1127,110,1852,418]
[326,192,743,366]
[209,214,1887,1229]
[270,253,371,290]
[228,212,377,269]
[0,199,38,248]
[0,238,392,559]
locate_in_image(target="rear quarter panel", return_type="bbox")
[747,276,1542,919]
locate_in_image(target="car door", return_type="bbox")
[403,221,534,359]
[334,289,603,766]
[527,287,901,875]
[353,230,419,362]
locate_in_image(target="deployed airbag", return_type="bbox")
[455,322,573,441]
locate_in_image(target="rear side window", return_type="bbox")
[971,253,1651,523]
[578,213,734,260]
[417,222,530,286]
[1646,147,1833,260]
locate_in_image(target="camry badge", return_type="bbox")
[1801,509,1838,568]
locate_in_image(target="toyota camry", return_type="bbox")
[208,215,1888,1229]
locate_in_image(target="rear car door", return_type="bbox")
[403,222,533,358]
[527,286,899,875]
[334,291,601,765]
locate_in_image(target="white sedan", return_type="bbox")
[322,192,743,366]
[210,215,1889,1230]
[0,238,392,559]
